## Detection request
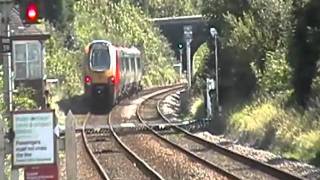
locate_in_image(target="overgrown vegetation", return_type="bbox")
[201,0,320,164]
[193,43,209,94]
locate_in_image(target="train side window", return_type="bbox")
[121,57,126,71]
[126,57,131,72]
[137,57,141,70]
[130,57,135,72]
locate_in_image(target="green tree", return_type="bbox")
[225,0,294,92]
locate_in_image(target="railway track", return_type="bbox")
[81,113,111,180]
[81,84,302,179]
[151,91,305,180]
[112,85,229,179]
[80,86,180,179]
[82,112,164,180]
[136,88,238,179]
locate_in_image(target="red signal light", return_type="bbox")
[84,75,92,84]
[26,2,39,23]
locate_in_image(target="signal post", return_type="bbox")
[0,1,58,179]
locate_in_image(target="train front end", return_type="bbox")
[84,41,118,107]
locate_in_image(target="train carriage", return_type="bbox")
[83,40,143,107]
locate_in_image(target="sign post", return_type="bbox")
[206,78,215,118]
[210,27,220,108]
[184,25,192,90]
[1,1,14,114]
[65,111,77,180]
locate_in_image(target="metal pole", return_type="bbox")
[1,2,18,179]
[179,49,182,78]
[1,3,13,113]
[6,21,13,112]
[214,36,219,105]
[186,41,191,90]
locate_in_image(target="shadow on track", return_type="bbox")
[57,94,112,115]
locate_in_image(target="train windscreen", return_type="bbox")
[90,44,110,70]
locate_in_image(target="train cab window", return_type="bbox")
[90,44,110,70]
[130,57,135,72]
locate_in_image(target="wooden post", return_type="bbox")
[0,119,6,180]
[11,169,19,180]
[65,110,77,180]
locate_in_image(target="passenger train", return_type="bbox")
[83,40,143,107]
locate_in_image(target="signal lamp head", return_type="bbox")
[26,2,39,23]
[178,43,183,49]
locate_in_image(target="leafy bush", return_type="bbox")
[190,97,206,119]
[13,87,38,110]
[45,29,82,97]
[147,0,201,17]
[250,49,293,93]
[193,43,209,74]
[285,130,320,161]
[224,0,294,92]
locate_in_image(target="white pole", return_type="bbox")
[179,49,182,78]
[214,36,219,105]
[6,21,13,112]
[186,41,191,90]
[206,78,212,118]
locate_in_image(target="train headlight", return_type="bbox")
[111,76,115,84]
[84,75,92,84]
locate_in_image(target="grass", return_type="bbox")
[180,83,320,165]
[190,97,206,119]
[227,91,320,165]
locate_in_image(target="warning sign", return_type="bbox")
[12,110,56,167]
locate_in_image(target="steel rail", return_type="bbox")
[108,109,165,180]
[81,113,111,180]
[136,88,241,180]
[157,92,304,180]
